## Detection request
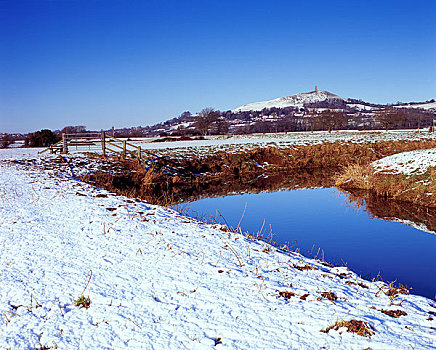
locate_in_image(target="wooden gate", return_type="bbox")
[38,132,167,170]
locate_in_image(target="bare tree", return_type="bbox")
[0,134,13,148]
[215,118,229,135]
[194,108,219,136]
[331,111,348,131]
[317,110,336,133]
[61,125,87,134]
[374,107,406,131]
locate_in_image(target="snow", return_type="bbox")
[232,90,345,112]
[389,218,435,235]
[54,130,436,157]
[232,90,435,113]
[395,102,436,111]
[347,103,374,111]
[372,148,436,175]
[1,148,436,349]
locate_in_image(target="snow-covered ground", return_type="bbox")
[135,130,436,151]
[48,130,436,157]
[395,101,436,111]
[1,148,436,349]
[372,148,436,175]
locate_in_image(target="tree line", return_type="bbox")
[2,106,434,149]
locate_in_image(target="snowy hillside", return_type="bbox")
[395,101,436,111]
[98,90,435,137]
[233,90,346,112]
[1,148,436,349]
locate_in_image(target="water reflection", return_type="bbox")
[174,168,436,235]
[341,188,436,234]
[179,188,436,299]
[171,168,337,204]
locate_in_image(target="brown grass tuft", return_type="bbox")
[278,291,296,299]
[293,264,318,271]
[334,164,373,190]
[381,309,407,318]
[74,295,91,309]
[321,319,375,338]
[320,291,338,301]
[300,293,309,300]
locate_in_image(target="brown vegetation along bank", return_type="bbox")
[177,139,436,176]
[80,139,436,207]
[335,164,436,208]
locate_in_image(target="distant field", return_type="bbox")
[30,130,436,157]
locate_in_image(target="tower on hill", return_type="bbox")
[315,85,318,92]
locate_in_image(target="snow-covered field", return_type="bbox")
[1,149,436,349]
[372,148,436,175]
[53,130,436,158]
[396,101,436,111]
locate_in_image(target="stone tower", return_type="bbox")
[315,85,318,92]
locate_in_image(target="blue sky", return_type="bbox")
[1,0,435,133]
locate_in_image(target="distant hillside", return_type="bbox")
[104,89,435,137]
[233,90,345,112]
[394,101,436,111]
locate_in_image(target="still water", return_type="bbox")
[180,188,436,299]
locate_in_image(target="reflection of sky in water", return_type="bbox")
[182,188,436,299]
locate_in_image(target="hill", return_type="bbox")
[233,90,345,112]
[98,90,435,138]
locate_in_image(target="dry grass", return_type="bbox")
[321,319,375,338]
[278,291,296,299]
[78,139,436,206]
[74,270,92,309]
[320,291,338,301]
[336,163,436,208]
[73,295,91,309]
[381,309,407,318]
[141,167,159,188]
[334,164,373,190]
[293,264,318,271]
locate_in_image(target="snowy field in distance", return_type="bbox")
[47,130,436,157]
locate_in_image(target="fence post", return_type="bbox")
[122,140,127,159]
[137,146,142,162]
[62,133,68,154]
[101,132,106,157]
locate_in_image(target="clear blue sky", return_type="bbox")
[1,0,435,133]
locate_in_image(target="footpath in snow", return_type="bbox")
[0,148,436,349]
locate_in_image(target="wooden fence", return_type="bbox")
[38,132,177,172]
[39,132,101,155]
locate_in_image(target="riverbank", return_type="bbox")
[336,148,436,208]
[77,138,436,207]
[1,149,436,349]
